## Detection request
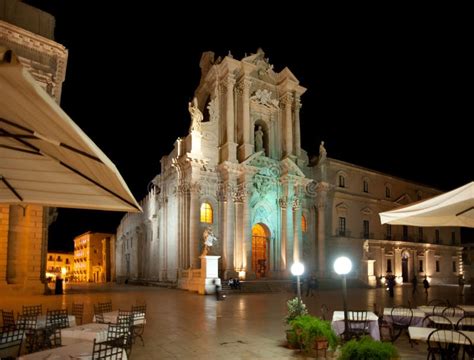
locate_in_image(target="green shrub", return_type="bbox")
[290,315,338,352]
[285,297,308,324]
[339,336,399,360]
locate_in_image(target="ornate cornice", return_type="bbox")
[0,21,68,102]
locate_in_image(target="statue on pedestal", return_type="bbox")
[202,226,217,256]
[188,97,203,133]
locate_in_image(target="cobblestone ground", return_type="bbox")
[1,283,472,359]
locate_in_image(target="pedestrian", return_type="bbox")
[423,276,430,296]
[386,273,395,298]
[306,274,319,297]
[458,275,465,297]
[412,275,418,296]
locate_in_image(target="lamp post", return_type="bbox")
[291,262,305,304]
[334,256,352,340]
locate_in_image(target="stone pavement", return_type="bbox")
[0,283,472,359]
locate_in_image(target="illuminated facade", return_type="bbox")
[73,232,115,283]
[0,1,68,294]
[46,251,74,280]
[116,50,462,286]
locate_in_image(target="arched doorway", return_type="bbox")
[401,251,409,283]
[252,223,270,279]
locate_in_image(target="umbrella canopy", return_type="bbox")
[379,182,474,228]
[0,47,141,212]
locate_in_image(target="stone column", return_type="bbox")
[242,184,253,279]
[233,196,243,272]
[316,183,329,277]
[238,77,253,161]
[279,197,288,272]
[394,248,402,280]
[294,95,301,157]
[221,75,237,162]
[282,93,293,157]
[0,205,9,286]
[189,183,200,268]
[292,197,302,263]
[222,183,236,278]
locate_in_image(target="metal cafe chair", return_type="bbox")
[390,306,413,343]
[71,302,84,325]
[0,328,24,359]
[131,304,147,345]
[421,314,454,330]
[427,329,472,360]
[346,310,370,340]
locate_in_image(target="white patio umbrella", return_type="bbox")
[379,182,474,228]
[0,47,141,212]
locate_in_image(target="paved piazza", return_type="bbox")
[1,283,472,359]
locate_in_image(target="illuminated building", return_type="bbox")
[46,251,74,281]
[73,232,115,283]
[116,50,462,286]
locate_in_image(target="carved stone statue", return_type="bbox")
[188,97,203,133]
[202,226,217,256]
[255,126,264,153]
[318,141,327,163]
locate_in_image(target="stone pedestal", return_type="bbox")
[362,259,377,288]
[199,255,221,295]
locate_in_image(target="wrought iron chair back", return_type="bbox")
[456,315,474,331]
[0,328,24,358]
[22,304,42,316]
[427,329,472,360]
[421,314,454,330]
[72,302,84,325]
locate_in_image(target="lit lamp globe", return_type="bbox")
[291,262,305,276]
[334,256,352,275]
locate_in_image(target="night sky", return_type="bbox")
[22,2,473,251]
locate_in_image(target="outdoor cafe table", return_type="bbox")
[331,311,380,340]
[34,315,76,329]
[60,323,108,345]
[383,307,425,327]
[93,310,146,325]
[409,326,474,343]
[18,340,127,359]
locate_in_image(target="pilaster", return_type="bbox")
[237,77,253,161]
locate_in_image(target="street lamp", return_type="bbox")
[291,262,305,303]
[334,256,352,340]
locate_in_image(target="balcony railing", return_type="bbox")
[334,229,351,237]
[360,232,375,239]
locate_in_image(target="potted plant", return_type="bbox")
[284,297,308,349]
[289,315,338,354]
[339,336,399,360]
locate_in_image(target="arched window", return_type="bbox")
[301,215,307,233]
[200,202,213,223]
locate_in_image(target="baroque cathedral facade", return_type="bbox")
[116,50,462,286]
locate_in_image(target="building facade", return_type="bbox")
[116,50,462,286]
[0,1,68,294]
[73,232,115,283]
[46,251,74,281]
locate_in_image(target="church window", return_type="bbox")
[363,180,369,193]
[385,186,391,198]
[339,175,345,188]
[200,202,213,223]
[301,215,307,233]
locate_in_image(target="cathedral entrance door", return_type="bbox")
[402,253,409,283]
[252,223,269,279]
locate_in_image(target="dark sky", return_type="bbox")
[23,2,473,251]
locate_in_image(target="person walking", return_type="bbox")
[386,273,395,298]
[423,276,430,297]
[458,275,465,297]
[412,275,418,296]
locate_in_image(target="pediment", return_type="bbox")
[360,207,373,216]
[336,202,349,211]
[394,193,413,205]
[278,67,299,83]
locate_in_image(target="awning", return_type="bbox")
[379,182,474,228]
[0,47,141,212]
